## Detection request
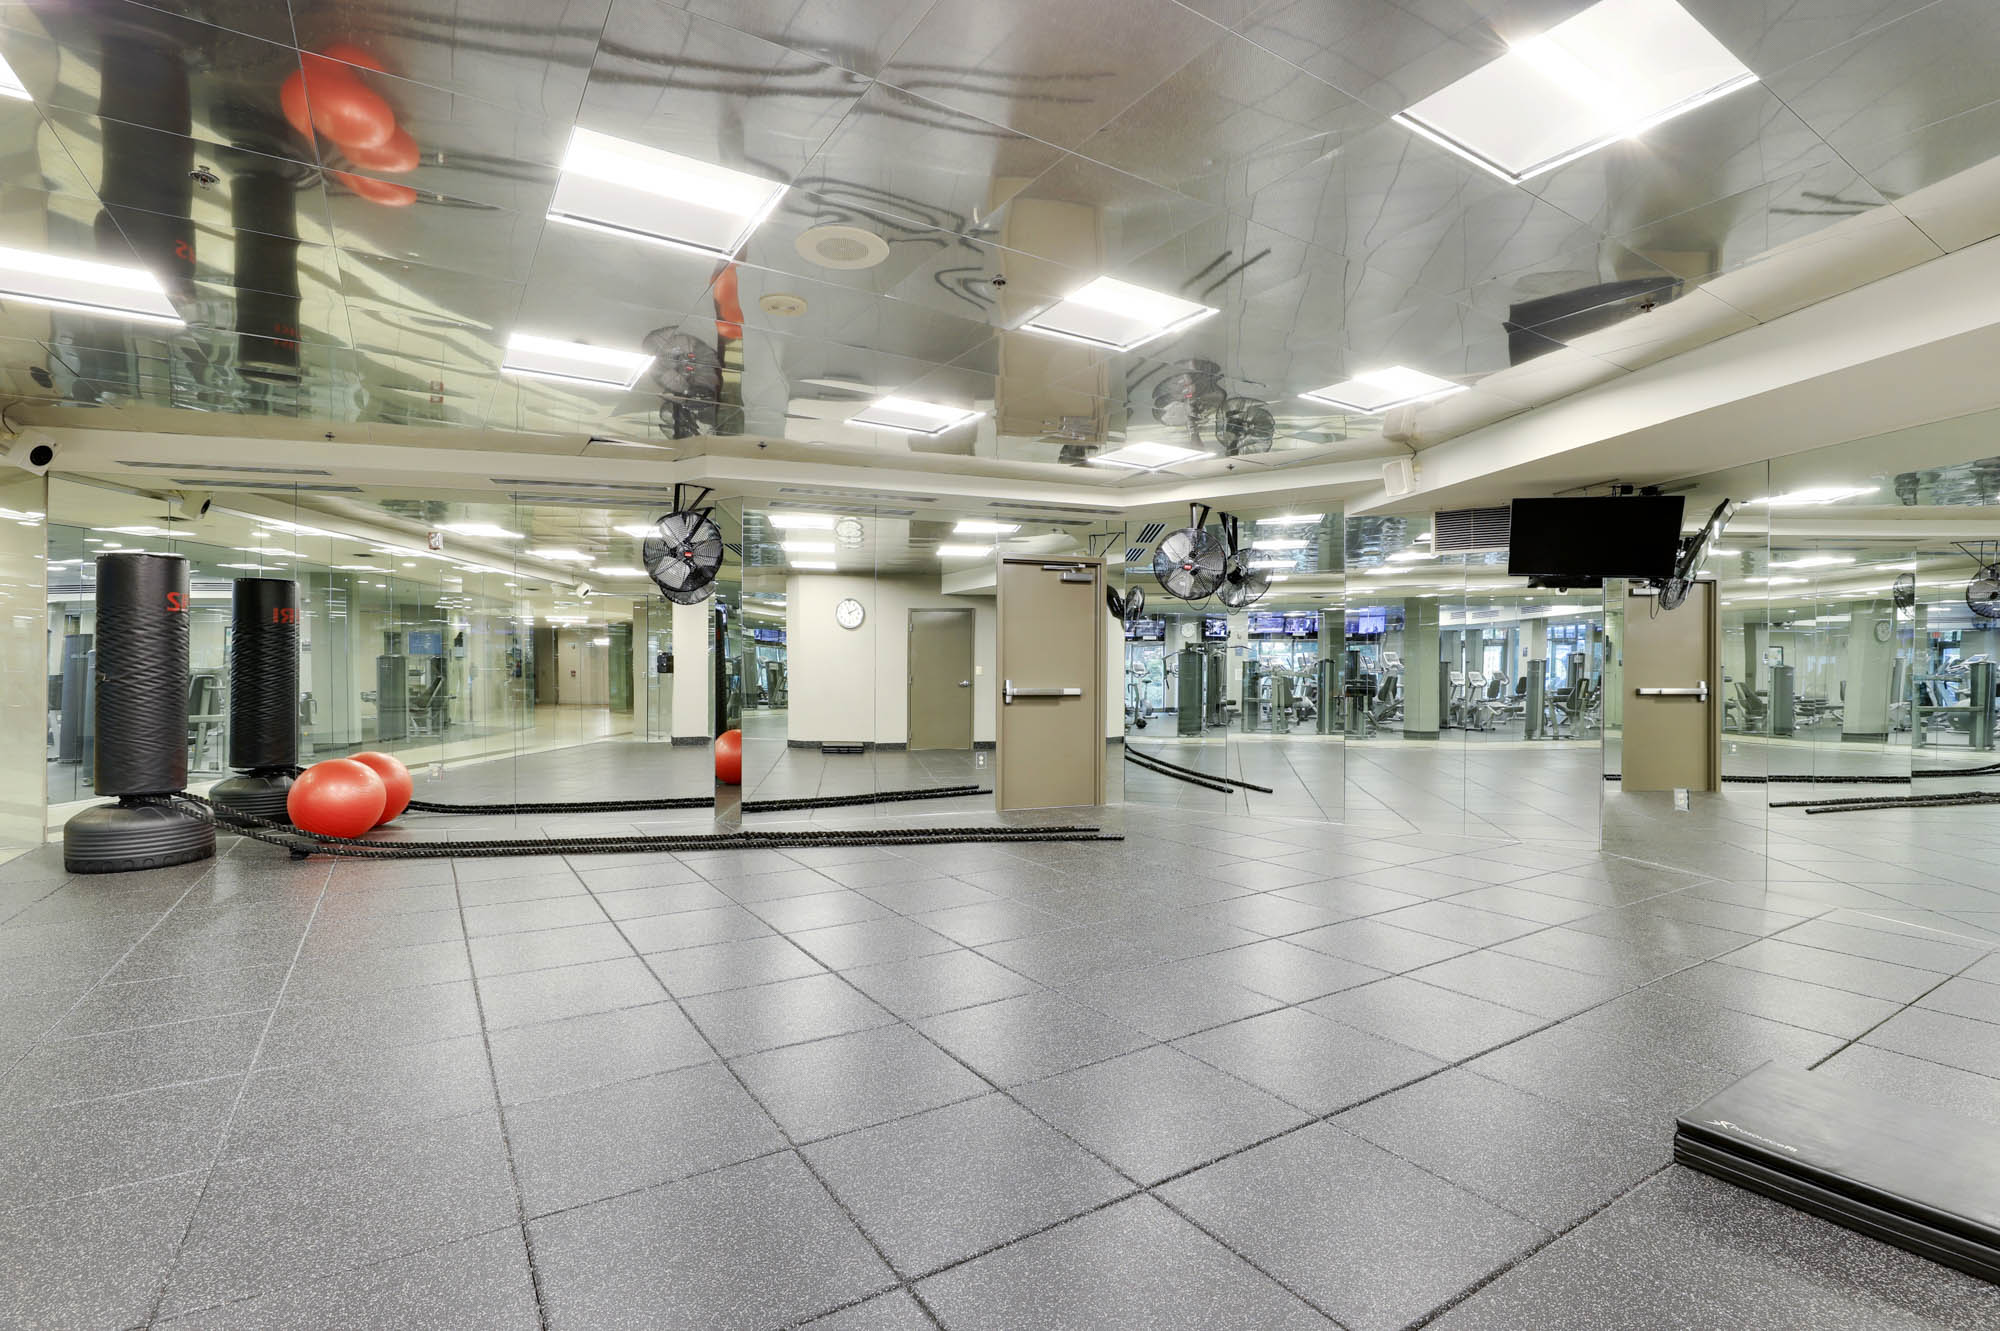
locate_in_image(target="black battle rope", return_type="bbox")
[1122,751,1232,794]
[162,793,1118,860]
[1124,747,1275,794]
[1604,764,2000,785]
[399,783,989,817]
[1795,791,2000,815]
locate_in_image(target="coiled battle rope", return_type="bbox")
[157,792,1119,860]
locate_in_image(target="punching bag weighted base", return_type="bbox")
[211,771,295,823]
[64,798,214,875]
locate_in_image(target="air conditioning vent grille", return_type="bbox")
[1433,505,1511,553]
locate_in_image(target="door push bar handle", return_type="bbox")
[1003,680,1083,704]
[1635,680,1709,701]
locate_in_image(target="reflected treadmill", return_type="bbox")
[1676,1063,2000,1283]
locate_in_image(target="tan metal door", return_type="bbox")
[908,608,975,750]
[1621,581,1722,792]
[997,558,1104,810]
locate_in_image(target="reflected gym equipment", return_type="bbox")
[1176,647,1205,737]
[212,578,301,821]
[64,553,216,873]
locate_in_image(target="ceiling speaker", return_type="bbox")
[1382,456,1417,497]
[794,225,890,270]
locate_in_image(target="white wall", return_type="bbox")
[786,573,996,746]
[671,597,710,739]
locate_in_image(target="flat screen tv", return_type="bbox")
[1506,496,1684,584]
[1202,615,1229,641]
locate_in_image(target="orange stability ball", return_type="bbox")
[287,759,386,839]
[715,729,743,786]
[350,751,414,824]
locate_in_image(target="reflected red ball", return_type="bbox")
[287,759,386,839]
[715,729,742,786]
[299,57,396,149]
[330,170,417,207]
[350,751,413,823]
[341,125,419,173]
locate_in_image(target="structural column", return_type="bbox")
[1402,598,1441,739]
[1842,603,1894,742]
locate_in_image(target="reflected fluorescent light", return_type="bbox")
[1255,514,1322,525]
[501,332,652,390]
[218,562,284,570]
[547,127,787,259]
[1750,486,1878,507]
[1392,0,1757,183]
[953,520,1019,535]
[1747,575,1806,585]
[1247,559,1294,570]
[1709,546,1739,556]
[529,547,594,564]
[1252,538,1308,551]
[1301,366,1463,413]
[1020,276,1216,352]
[1387,549,1437,562]
[789,560,836,570]
[935,544,992,558]
[439,522,523,540]
[0,245,181,325]
[1087,441,1206,471]
[0,53,28,101]
[591,636,611,646]
[592,565,645,577]
[765,512,837,529]
[1770,554,1856,569]
[781,541,835,553]
[847,397,983,435]
[588,436,672,451]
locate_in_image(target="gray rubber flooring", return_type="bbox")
[5,739,2000,1329]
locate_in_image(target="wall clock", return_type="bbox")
[835,597,866,630]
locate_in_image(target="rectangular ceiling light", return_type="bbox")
[781,541,835,553]
[765,512,836,529]
[440,522,523,540]
[501,332,652,391]
[953,520,1019,535]
[1301,366,1464,413]
[1392,0,1757,183]
[1255,514,1322,526]
[789,560,837,570]
[1252,538,1308,551]
[847,397,983,435]
[547,127,787,259]
[0,246,181,325]
[935,544,993,558]
[0,54,31,101]
[1020,276,1216,352]
[1751,487,1878,506]
[1086,441,1208,471]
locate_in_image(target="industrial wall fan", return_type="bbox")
[1656,498,1736,611]
[642,484,725,604]
[1215,515,1271,609]
[1955,542,2000,620]
[1106,583,1146,623]
[1152,503,1226,601]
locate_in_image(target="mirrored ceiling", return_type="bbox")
[1,0,1993,487]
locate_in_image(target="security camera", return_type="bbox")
[2,431,56,475]
[574,582,594,599]
[168,490,213,520]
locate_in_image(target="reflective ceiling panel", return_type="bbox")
[0,0,1995,482]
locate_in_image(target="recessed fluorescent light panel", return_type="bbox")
[935,544,992,558]
[1087,441,1208,471]
[1255,514,1323,526]
[0,54,31,101]
[0,246,181,325]
[952,521,1019,535]
[547,127,787,259]
[1392,0,1757,183]
[781,541,835,554]
[765,513,836,530]
[847,397,982,435]
[1020,276,1217,352]
[501,332,652,391]
[1301,366,1464,413]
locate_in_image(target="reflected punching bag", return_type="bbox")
[64,553,216,873]
[211,578,300,820]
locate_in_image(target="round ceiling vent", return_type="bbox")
[758,292,809,317]
[795,225,890,270]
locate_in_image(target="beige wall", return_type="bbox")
[785,572,997,746]
[671,597,711,739]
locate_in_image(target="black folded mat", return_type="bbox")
[1675,1062,2000,1283]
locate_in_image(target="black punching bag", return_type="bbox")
[211,579,300,820]
[65,552,216,873]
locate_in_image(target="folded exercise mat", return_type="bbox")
[1676,1062,2000,1283]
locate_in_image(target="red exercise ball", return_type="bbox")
[279,71,314,141]
[330,170,418,207]
[287,759,386,839]
[299,57,396,150]
[350,751,413,824]
[341,125,419,173]
[715,729,742,786]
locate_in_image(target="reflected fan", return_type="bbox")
[1894,572,1917,612]
[1217,397,1274,455]
[1657,497,1735,612]
[1968,565,2000,620]
[1151,359,1225,434]
[1217,553,1271,609]
[641,485,724,606]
